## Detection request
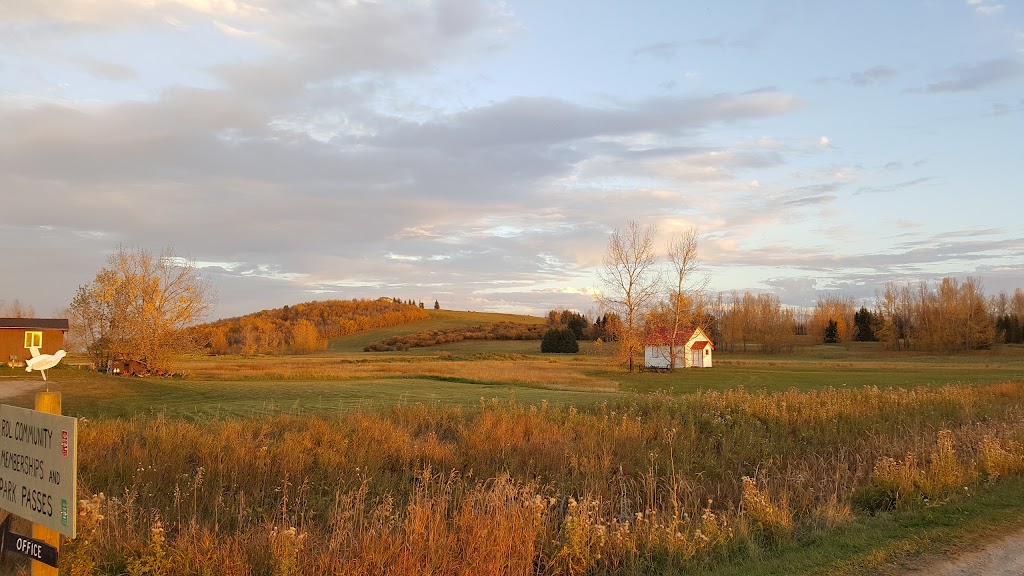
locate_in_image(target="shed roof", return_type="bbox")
[644,326,713,347]
[0,318,70,330]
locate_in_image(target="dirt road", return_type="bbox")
[0,378,46,402]
[907,527,1024,576]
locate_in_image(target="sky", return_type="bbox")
[1,0,1023,320]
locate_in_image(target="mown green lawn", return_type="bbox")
[328,308,546,353]
[4,342,1023,421]
[610,360,1024,395]
[0,368,610,420]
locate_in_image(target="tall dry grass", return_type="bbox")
[62,382,1024,575]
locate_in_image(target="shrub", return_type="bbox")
[363,342,395,352]
[541,328,579,353]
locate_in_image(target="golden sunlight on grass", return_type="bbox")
[57,381,1024,575]
[178,356,619,391]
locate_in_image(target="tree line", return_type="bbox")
[700,281,1022,354]
[594,222,1023,369]
[875,278,1018,352]
[59,244,1024,373]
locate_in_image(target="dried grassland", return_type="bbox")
[62,381,1024,575]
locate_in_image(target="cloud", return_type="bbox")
[207,1,515,100]
[855,177,932,195]
[761,276,819,306]
[916,58,1024,93]
[376,91,801,150]
[213,20,255,38]
[966,0,1006,15]
[849,65,898,86]
[633,42,679,61]
[708,234,1024,274]
[782,195,836,207]
[932,228,1004,239]
[977,5,1006,15]
[2,1,1019,320]
[987,99,1024,116]
[0,0,262,29]
[71,56,138,81]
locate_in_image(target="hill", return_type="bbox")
[194,298,430,354]
[328,309,547,353]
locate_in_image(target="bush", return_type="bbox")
[363,342,395,352]
[541,328,579,353]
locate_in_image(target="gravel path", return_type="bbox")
[0,378,47,402]
[908,527,1024,576]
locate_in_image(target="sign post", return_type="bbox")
[0,394,76,574]
[0,515,58,568]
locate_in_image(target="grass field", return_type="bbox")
[9,342,1020,420]
[327,309,547,353]
[3,310,1024,574]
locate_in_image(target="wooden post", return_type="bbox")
[31,392,60,576]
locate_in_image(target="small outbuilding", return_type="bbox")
[0,318,69,366]
[644,326,714,369]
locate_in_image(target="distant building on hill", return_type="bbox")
[644,326,714,369]
[0,318,69,366]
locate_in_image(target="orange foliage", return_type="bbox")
[196,298,428,355]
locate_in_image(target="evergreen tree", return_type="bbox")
[541,327,579,353]
[556,310,588,340]
[853,307,877,341]
[824,319,840,343]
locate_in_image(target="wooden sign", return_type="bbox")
[0,405,77,538]
[0,515,58,568]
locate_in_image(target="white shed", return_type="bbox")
[644,326,714,369]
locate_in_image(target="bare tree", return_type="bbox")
[712,291,796,354]
[0,299,35,318]
[597,221,660,372]
[69,246,215,371]
[664,228,710,370]
[877,277,997,353]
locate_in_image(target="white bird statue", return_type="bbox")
[25,347,66,381]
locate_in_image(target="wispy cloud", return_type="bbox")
[633,42,678,61]
[855,177,933,195]
[782,195,836,207]
[966,0,1006,15]
[71,56,137,81]
[915,58,1024,93]
[849,65,898,86]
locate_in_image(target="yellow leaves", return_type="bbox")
[71,246,213,372]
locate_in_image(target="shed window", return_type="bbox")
[24,331,42,348]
